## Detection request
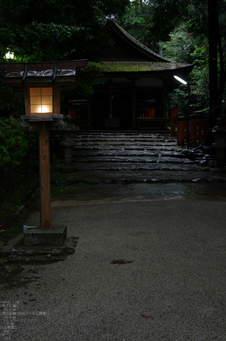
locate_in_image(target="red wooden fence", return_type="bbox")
[170,105,178,136]
[177,115,208,147]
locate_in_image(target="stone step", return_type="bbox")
[71,164,208,176]
[74,160,205,170]
[73,146,178,151]
[52,131,225,183]
[75,132,173,136]
[74,137,177,143]
[73,156,202,164]
[74,132,176,140]
[73,151,204,160]
[74,143,178,148]
[74,133,176,138]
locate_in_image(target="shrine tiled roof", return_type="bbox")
[107,20,170,63]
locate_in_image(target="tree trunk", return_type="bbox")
[208,0,219,130]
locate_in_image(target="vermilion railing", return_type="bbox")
[177,114,208,147]
[169,105,178,136]
[69,108,87,120]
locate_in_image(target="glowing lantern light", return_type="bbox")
[30,87,53,114]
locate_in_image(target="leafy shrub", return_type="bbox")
[0,116,39,224]
[0,116,30,170]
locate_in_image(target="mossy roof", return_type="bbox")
[88,61,193,73]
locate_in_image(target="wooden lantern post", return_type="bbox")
[39,122,51,229]
[0,60,88,232]
[22,83,63,229]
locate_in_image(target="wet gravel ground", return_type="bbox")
[50,182,226,206]
[1,182,226,341]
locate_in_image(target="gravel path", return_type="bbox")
[1,193,226,341]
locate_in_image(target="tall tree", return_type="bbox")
[208,0,219,129]
[118,0,149,44]
[145,0,191,51]
[189,0,226,128]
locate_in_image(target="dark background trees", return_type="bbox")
[0,0,129,62]
[119,0,226,123]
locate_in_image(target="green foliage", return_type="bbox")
[0,116,38,225]
[146,0,191,50]
[162,24,195,64]
[186,0,209,36]
[190,43,209,108]
[118,1,148,44]
[0,174,38,227]
[0,116,30,170]
[161,23,209,113]
[0,83,24,118]
[76,65,104,96]
[11,22,89,62]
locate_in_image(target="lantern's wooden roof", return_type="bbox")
[0,60,87,89]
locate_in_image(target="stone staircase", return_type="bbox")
[51,131,226,184]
